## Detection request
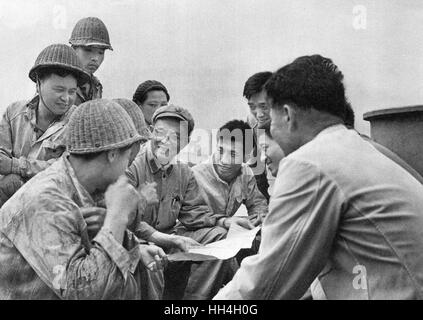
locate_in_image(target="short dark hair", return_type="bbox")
[243,71,273,99]
[36,67,81,85]
[344,102,355,129]
[217,119,254,158]
[265,55,347,120]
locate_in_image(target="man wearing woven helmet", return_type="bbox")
[69,17,112,106]
[0,43,90,207]
[0,99,167,299]
[126,105,237,300]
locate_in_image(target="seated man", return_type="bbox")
[126,105,235,300]
[0,43,90,207]
[191,119,268,283]
[192,119,268,235]
[215,55,423,300]
[0,99,166,299]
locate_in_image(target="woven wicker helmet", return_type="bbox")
[67,99,142,154]
[112,98,151,142]
[28,43,90,84]
[69,17,113,50]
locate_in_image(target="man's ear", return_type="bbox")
[283,103,297,131]
[106,149,118,164]
[36,78,41,94]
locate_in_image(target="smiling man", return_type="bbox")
[0,44,90,207]
[69,17,113,105]
[126,105,234,300]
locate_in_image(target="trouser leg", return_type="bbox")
[163,261,192,300]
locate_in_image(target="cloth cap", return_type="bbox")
[132,80,170,104]
[69,17,113,50]
[29,43,90,84]
[152,104,195,135]
[112,98,151,141]
[67,99,141,154]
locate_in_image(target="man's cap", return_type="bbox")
[112,98,151,142]
[152,104,195,134]
[69,17,113,50]
[28,43,90,84]
[67,99,142,154]
[133,80,170,104]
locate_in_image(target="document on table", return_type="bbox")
[167,224,261,262]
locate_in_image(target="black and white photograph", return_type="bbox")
[0,0,423,308]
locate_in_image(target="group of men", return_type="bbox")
[1,16,423,300]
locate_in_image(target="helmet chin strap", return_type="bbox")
[36,77,60,119]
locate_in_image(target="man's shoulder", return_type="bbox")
[0,160,73,229]
[174,160,197,175]
[4,99,31,120]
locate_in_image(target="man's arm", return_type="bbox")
[214,158,343,299]
[0,107,62,178]
[244,170,269,219]
[178,168,226,230]
[16,182,143,300]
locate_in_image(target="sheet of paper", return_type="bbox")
[167,224,261,262]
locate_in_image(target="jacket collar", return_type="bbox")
[63,154,96,207]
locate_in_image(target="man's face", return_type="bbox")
[74,46,105,74]
[139,90,169,125]
[39,73,78,115]
[151,118,187,166]
[258,132,285,177]
[248,90,271,127]
[214,138,244,180]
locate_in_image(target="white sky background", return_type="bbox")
[1,0,423,136]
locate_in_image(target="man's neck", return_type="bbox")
[297,119,343,151]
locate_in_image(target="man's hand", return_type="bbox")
[248,213,265,227]
[81,207,107,239]
[104,176,141,243]
[139,244,168,272]
[219,216,255,230]
[0,153,12,176]
[138,182,159,206]
[105,176,140,224]
[171,235,202,252]
[148,232,202,252]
